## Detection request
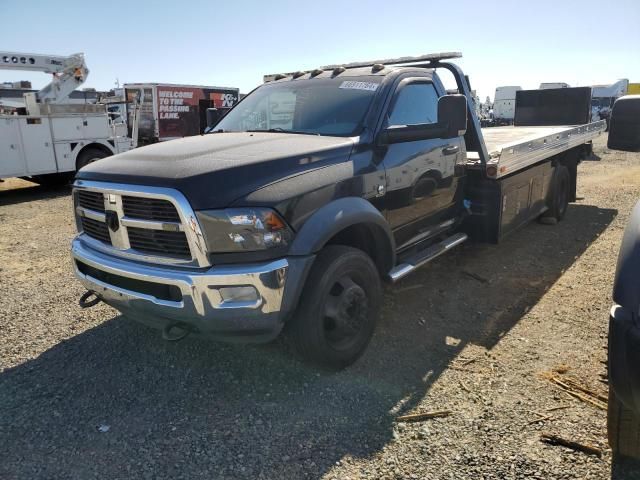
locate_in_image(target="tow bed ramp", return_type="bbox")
[466,121,606,178]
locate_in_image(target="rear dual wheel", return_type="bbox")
[540,165,570,223]
[287,246,382,370]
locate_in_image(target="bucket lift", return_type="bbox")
[0,52,89,115]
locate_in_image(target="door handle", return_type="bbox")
[442,145,460,156]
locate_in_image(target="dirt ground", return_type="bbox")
[1,135,639,479]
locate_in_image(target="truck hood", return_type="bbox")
[76,132,355,210]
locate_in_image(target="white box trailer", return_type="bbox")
[123,83,239,145]
[493,85,522,124]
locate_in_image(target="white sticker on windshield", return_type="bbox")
[339,81,379,91]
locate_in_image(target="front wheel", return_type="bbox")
[287,245,382,370]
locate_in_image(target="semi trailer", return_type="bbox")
[71,52,605,369]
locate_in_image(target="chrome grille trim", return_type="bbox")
[120,216,184,232]
[76,206,106,223]
[73,180,210,268]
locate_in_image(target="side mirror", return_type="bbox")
[379,94,467,145]
[608,96,640,152]
[438,94,467,139]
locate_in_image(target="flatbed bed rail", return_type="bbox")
[466,120,606,178]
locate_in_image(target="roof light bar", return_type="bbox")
[264,52,462,82]
[322,52,462,70]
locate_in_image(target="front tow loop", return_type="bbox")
[162,323,193,342]
[79,290,102,308]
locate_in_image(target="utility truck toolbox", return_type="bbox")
[71,52,605,369]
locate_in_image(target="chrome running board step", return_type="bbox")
[388,232,468,283]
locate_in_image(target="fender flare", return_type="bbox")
[288,197,396,272]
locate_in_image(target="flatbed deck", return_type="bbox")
[466,121,606,178]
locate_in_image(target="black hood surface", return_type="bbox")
[77,132,355,210]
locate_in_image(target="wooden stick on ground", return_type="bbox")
[528,414,553,425]
[396,410,452,423]
[546,405,571,412]
[459,381,471,393]
[540,433,602,457]
[461,270,490,284]
[561,377,608,403]
[545,375,607,410]
[562,388,607,410]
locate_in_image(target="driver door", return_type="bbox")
[379,79,464,250]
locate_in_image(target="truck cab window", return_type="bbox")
[216,78,381,137]
[388,82,439,126]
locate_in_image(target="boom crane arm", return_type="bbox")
[0,52,89,104]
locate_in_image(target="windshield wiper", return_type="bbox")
[246,128,320,136]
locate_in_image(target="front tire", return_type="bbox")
[287,245,382,370]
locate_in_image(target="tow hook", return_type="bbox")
[79,290,102,308]
[162,323,193,342]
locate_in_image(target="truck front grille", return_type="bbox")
[80,217,112,244]
[127,227,190,258]
[122,196,181,222]
[74,183,208,267]
[77,190,105,212]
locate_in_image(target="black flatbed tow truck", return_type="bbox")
[71,52,605,369]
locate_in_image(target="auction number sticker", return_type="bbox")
[339,81,379,91]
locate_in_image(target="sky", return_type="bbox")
[2,0,639,101]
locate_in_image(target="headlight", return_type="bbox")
[196,208,293,253]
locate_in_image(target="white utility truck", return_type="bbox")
[0,52,136,185]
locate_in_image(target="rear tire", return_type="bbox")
[540,165,570,223]
[609,384,640,459]
[76,148,109,171]
[287,245,382,370]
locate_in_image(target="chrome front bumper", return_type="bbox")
[71,236,311,342]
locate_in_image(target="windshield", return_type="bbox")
[214,77,382,137]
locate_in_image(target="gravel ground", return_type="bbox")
[1,135,640,479]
